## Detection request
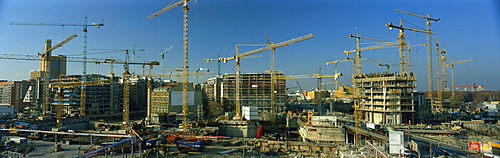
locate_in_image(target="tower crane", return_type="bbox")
[147,0,192,130]
[343,41,425,70]
[406,42,427,73]
[445,58,478,99]
[395,9,439,109]
[159,45,174,81]
[346,33,386,78]
[38,34,78,115]
[12,17,104,115]
[386,19,439,113]
[436,42,446,112]
[204,33,314,120]
[204,52,263,76]
[326,58,353,90]
[91,48,146,74]
[377,63,398,73]
[387,20,438,73]
[167,63,210,84]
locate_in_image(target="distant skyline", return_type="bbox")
[0,0,499,90]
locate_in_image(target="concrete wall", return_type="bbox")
[218,120,258,138]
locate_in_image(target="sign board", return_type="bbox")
[469,141,481,151]
[481,143,492,153]
[389,131,404,145]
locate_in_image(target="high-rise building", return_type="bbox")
[40,55,67,78]
[356,72,417,125]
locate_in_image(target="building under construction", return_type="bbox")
[356,72,418,125]
[50,74,122,116]
[149,81,202,124]
[203,70,287,114]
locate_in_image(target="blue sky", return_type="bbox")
[0,0,499,91]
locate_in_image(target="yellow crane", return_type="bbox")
[204,51,264,76]
[436,40,446,112]
[147,0,192,130]
[395,9,439,112]
[445,58,478,99]
[406,41,427,72]
[377,63,398,73]
[326,58,352,90]
[12,17,104,116]
[104,58,159,129]
[204,33,314,121]
[39,34,78,116]
[386,19,439,113]
[345,33,386,78]
[387,20,438,73]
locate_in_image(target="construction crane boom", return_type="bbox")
[326,58,352,90]
[147,0,192,130]
[11,16,104,82]
[343,41,398,54]
[0,54,124,63]
[160,45,174,81]
[386,22,438,35]
[223,33,314,62]
[394,9,439,111]
[395,9,440,22]
[43,33,78,55]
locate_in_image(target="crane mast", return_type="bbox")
[435,37,443,113]
[346,33,385,146]
[445,58,477,98]
[39,34,78,115]
[147,0,191,130]
[395,9,439,114]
